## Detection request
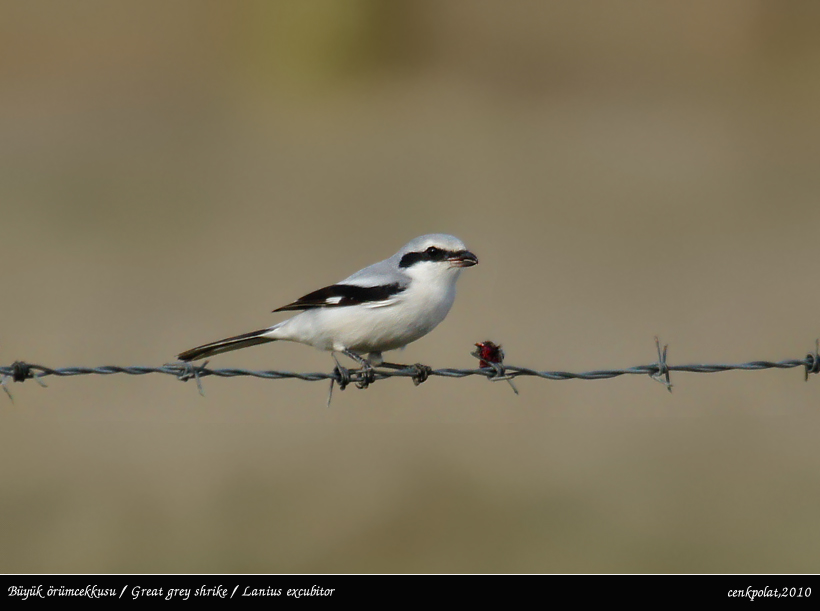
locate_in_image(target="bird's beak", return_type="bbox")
[449,250,479,268]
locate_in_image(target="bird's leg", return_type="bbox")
[341,349,370,368]
[379,362,411,369]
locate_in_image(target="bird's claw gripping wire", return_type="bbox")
[339,350,375,390]
[333,363,352,391]
[805,339,820,381]
[355,365,375,389]
[650,337,673,393]
[328,351,376,407]
[472,341,519,395]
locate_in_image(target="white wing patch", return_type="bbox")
[363,298,400,309]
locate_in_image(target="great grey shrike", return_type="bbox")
[177,234,478,370]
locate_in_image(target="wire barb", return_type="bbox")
[175,360,208,396]
[328,354,350,408]
[411,363,432,386]
[11,361,32,382]
[650,337,673,393]
[1,361,47,402]
[472,341,519,395]
[1,375,13,403]
[805,339,820,381]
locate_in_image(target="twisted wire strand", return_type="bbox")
[1,339,818,400]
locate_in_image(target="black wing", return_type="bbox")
[273,282,405,312]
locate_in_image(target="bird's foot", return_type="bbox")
[341,349,376,389]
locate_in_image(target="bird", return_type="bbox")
[177,234,478,372]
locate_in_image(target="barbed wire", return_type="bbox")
[1,338,819,404]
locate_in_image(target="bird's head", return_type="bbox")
[395,234,478,281]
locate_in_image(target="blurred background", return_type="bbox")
[2,1,820,573]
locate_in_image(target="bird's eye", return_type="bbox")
[426,246,440,256]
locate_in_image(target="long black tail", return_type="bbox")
[177,328,276,361]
